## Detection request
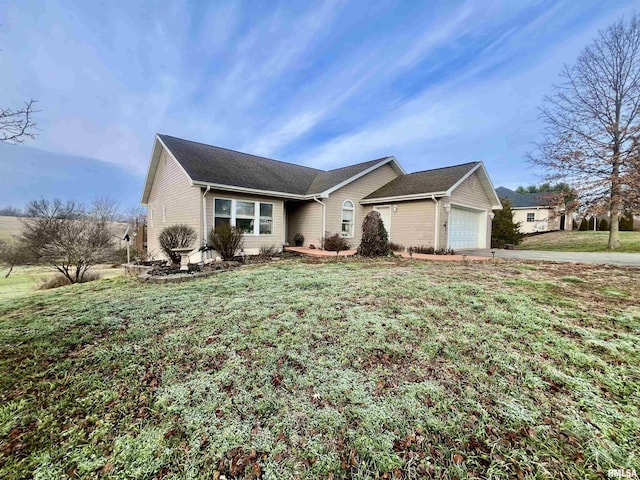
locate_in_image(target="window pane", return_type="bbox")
[343,200,354,209]
[342,220,353,236]
[342,209,353,222]
[260,219,273,235]
[236,201,255,217]
[214,217,231,229]
[215,199,231,216]
[236,218,254,233]
[260,203,273,218]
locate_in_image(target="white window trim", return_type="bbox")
[214,197,275,236]
[162,205,167,223]
[341,200,355,238]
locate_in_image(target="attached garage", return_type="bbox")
[448,206,485,249]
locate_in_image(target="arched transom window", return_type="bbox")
[342,200,355,238]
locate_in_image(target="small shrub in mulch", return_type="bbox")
[389,242,405,252]
[323,232,350,252]
[407,246,456,255]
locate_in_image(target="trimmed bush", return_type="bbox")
[579,218,589,231]
[159,224,197,265]
[208,223,244,260]
[619,211,634,231]
[408,246,455,255]
[389,242,405,252]
[323,233,350,252]
[598,218,609,231]
[357,211,391,257]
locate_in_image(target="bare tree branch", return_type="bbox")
[0,99,39,143]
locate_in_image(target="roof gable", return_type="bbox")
[363,162,479,200]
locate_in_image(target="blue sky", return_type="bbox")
[1,0,638,210]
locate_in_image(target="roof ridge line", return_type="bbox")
[158,133,324,173]
[405,161,480,175]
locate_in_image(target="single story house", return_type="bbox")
[495,187,573,234]
[141,134,502,259]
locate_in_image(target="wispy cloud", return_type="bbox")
[0,0,636,196]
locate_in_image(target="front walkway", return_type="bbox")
[284,246,489,262]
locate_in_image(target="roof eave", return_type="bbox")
[140,136,163,205]
[191,181,308,200]
[360,191,448,204]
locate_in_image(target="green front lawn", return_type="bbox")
[1,259,638,478]
[518,230,640,252]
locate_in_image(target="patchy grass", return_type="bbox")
[0,258,638,479]
[518,231,640,252]
[0,265,123,302]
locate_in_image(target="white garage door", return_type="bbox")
[449,207,481,249]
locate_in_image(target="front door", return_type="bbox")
[373,206,392,239]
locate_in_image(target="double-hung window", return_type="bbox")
[341,200,355,237]
[527,212,535,222]
[214,198,274,235]
[214,199,232,229]
[235,201,255,233]
[259,203,273,235]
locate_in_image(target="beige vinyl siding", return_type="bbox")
[287,201,322,247]
[146,148,202,259]
[449,172,493,209]
[324,164,400,246]
[385,200,436,248]
[205,190,284,254]
[513,208,558,233]
[449,171,494,248]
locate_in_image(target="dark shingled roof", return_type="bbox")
[306,158,391,195]
[159,134,321,195]
[495,187,551,208]
[158,134,393,196]
[364,162,479,199]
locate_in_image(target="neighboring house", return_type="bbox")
[495,187,573,234]
[141,134,502,259]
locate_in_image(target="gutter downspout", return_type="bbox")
[312,196,326,249]
[432,195,439,249]
[202,186,211,261]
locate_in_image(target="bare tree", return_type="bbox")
[0,99,38,143]
[0,238,30,278]
[20,198,116,283]
[530,15,640,249]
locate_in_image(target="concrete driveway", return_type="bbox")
[457,248,640,267]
